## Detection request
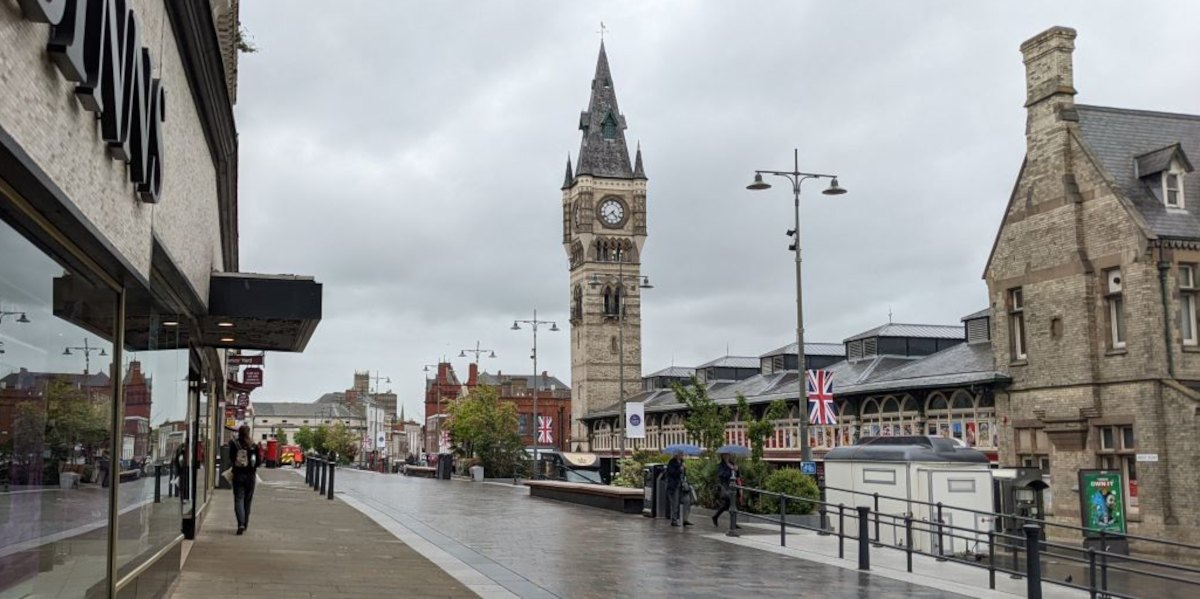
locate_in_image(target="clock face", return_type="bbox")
[598,198,625,227]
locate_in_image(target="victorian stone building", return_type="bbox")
[986,26,1200,544]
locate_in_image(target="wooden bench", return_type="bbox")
[524,480,644,514]
[118,469,140,483]
[403,465,437,478]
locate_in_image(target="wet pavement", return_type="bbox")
[331,469,974,598]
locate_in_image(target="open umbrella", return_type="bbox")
[715,444,751,457]
[661,443,702,456]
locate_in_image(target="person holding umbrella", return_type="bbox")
[665,451,688,526]
[712,446,748,536]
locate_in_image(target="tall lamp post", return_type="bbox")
[588,263,652,467]
[511,311,558,464]
[458,341,497,364]
[746,148,845,462]
[63,337,108,376]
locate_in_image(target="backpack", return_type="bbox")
[234,442,250,468]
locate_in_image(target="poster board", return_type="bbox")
[1078,469,1126,537]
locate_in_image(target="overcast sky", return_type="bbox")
[235,1,1200,420]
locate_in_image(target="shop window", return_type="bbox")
[1097,425,1138,516]
[0,216,117,596]
[926,391,997,448]
[1008,288,1027,360]
[1104,269,1126,349]
[1181,264,1198,345]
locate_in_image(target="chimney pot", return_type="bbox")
[1020,26,1077,108]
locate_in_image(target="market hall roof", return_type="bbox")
[844,323,965,343]
[759,342,847,358]
[1075,105,1200,240]
[573,42,635,180]
[252,402,358,419]
[696,356,760,369]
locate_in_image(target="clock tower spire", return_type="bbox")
[562,42,647,450]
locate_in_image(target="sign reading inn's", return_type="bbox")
[20,0,167,203]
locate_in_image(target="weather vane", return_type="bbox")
[597,21,607,42]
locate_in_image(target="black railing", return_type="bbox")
[305,455,336,500]
[733,483,1200,599]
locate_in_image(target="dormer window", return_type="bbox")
[1165,170,1184,208]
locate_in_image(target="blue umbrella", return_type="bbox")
[716,444,751,457]
[662,443,702,456]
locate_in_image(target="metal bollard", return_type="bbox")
[154,465,162,504]
[904,515,913,573]
[936,502,945,557]
[988,530,996,590]
[319,459,327,495]
[306,458,312,486]
[780,495,787,547]
[838,504,845,559]
[1088,547,1097,599]
[1099,530,1109,593]
[327,460,336,500]
[856,506,871,570]
[1024,524,1042,599]
[873,493,881,542]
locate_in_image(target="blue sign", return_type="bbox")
[629,414,642,426]
[801,461,817,475]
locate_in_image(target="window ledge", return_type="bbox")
[1009,360,1029,368]
[1105,348,1128,356]
[1183,344,1200,353]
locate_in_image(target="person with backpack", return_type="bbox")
[228,425,261,535]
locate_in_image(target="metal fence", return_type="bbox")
[733,482,1200,599]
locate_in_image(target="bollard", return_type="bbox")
[306,458,312,486]
[818,483,829,534]
[319,459,327,495]
[873,493,881,542]
[327,460,336,500]
[856,506,871,570]
[154,465,162,504]
[780,495,787,547]
[1088,547,1097,599]
[1099,530,1109,594]
[1024,524,1042,599]
[838,504,845,559]
[936,502,945,557]
[988,530,996,590]
[904,515,913,573]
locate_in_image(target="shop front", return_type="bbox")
[0,2,320,597]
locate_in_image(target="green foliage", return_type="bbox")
[690,457,722,508]
[274,426,288,445]
[44,378,109,462]
[310,425,330,454]
[612,449,669,488]
[445,385,525,478]
[669,376,729,455]
[736,395,788,462]
[324,421,360,464]
[739,459,772,493]
[294,426,314,452]
[754,467,819,515]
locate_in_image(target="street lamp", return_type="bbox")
[588,263,653,469]
[63,337,108,376]
[458,341,497,363]
[511,311,558,465]
[747,148,845,462]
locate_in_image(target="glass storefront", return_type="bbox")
[1,217,117,598]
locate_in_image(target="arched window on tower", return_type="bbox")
[572,285,583,321]
[603,284,623,317]
[601,112,619,139]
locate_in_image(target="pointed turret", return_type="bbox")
[575,42,634,179]
[632,142,646,180]
[562,154,574,189]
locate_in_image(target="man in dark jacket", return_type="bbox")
[712,452,740,536]
[664,452,684,526]
[228,425,261,535]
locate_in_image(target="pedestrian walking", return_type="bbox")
[665,451,684,526]
[711,452,741,536]
[679,460,695,527]
[228,425,261,535]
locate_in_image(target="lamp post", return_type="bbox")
[511,311,558,464]
[747,148,846,462]
[588,262,653,467]
[458,341,497,364]
[63,337,108,376]
[0,308,31,326]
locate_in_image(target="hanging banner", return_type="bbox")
[243,367,264,388]
[537,416,554,445]
[626,402,645,438]
[237,392,250,408]
[1078,470,1127,537]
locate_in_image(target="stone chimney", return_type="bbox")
[1019,26,1080,201]
[467,362,479,387]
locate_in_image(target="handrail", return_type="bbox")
[732,482,1200,598]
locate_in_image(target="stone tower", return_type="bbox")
[562,42,648,448]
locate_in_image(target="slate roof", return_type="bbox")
[314,392,346,404]
[478,372,570,391]
[573,42,635,179]
[844,323,965,342]
[697,355,760,369]
[253,402,358,419]
[961,308,990,322]
[645,366,696,379]
[0,369,111,389]
[1076,105,1200,239]
[759,342,847,358]
[835,342,1008,395]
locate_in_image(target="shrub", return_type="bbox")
[612,449,670,488]
[754,467,819,515]
[690,457,721,508]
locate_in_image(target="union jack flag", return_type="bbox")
[537,416,554,445]
[806,369,837,425]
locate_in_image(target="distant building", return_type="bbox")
[250,402,362,447]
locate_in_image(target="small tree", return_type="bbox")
[274,426,288,445]
[311,424,330,455]
[670,376,729,455]
[445,385,525,477]
[736,394,788,462]
[326,422,360,464]
[294,426,314,452]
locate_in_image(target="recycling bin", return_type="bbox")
[642,464,666,518]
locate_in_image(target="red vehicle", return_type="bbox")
[280,445,304,467]
[265,439,279,468]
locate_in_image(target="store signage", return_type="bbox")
[227,354,265,366]
[21,0,167,203]
[243,368,263,388]
[1135,453,1159,463]
[236,392,249,408]
[1078,470,1127,537]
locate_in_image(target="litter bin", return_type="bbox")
[642,464,666,518]
[470,465,484,482]
[436,453,453,480]
[59,472,81,489]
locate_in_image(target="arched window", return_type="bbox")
[860,395,918,438]
[572,285,583,321]
[601,112,619,139]
[926,393,949,411]
[603,285,622,317]
[926,389,997,450]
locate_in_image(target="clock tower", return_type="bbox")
[562,42,647,449]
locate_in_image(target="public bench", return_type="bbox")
[524,480,643,514]
[403,465,437,478]
[118,469,140,483]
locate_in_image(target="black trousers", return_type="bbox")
[232,472,256,528]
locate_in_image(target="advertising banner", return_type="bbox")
[626,402,645,438]
[237,392,250,408]
[243,367,263,388]
[1078,469,1127,536]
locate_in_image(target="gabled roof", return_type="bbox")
[645,366,695,379]
[574,42,635,179]
[477,372,570,391]
[1135,143,1193,177]
[759,342,847,358]
[1076,105,1200,239]
[961,308,990,322]
[844,323,964,343]
[696,355,760,369]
